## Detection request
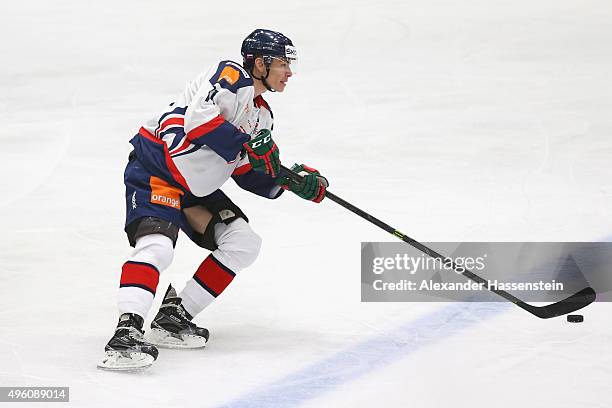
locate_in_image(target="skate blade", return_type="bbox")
[97,351,155,371]
[145,328,207,349]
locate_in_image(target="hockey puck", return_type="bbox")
[567,314,584,323]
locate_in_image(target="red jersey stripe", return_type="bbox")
[186,115,225,141]
[138,127,191,192]
[170,137,193,156]
[157,117,185,135]
[139,127,163,142]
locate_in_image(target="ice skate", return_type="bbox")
[97,313,159,371]
[146,285,209,349]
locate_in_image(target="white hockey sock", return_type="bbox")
[179,219,261,317]
[118,234,174,318]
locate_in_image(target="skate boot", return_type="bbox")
[97,313,159,370]
[146,285,209,349]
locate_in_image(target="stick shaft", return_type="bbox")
[280,164,595,318]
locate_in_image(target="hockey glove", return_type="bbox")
[243,129,280,178]
[278,164,328,203]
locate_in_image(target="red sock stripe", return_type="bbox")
[193,255,235,297]
[120,261,160,294]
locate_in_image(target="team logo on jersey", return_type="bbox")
[226,61,250,78]
[149,176,183,209]
[218,66,240,85]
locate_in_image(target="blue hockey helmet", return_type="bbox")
[241,29,297,72]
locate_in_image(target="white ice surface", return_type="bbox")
[1,0,612,407]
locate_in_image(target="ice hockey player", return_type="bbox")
[98,29,329,370]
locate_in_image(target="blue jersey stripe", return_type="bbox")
[189,121,249,162]
[160,127,187,150]
[171,145,201,159]
[158,106,187,125]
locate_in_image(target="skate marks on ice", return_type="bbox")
[217,302,511,408]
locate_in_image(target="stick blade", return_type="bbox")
[520,287,596,319]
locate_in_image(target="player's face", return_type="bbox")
[267,57,293,92]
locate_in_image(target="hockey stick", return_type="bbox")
[280,165,596,319]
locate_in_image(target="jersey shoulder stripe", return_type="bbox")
[209,60,253,94]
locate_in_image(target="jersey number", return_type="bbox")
[205,85,220,103]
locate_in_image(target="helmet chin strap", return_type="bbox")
[251,63,276,92]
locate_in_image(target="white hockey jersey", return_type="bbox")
[130,60,281,199]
